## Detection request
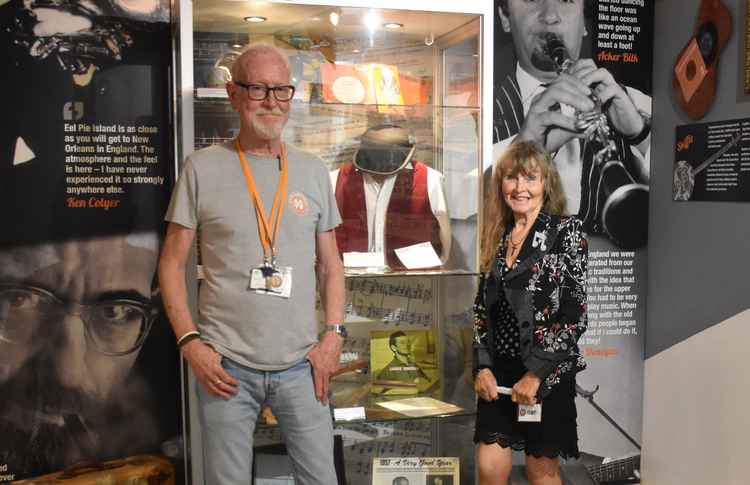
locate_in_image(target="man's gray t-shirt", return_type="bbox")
[166,141,341,370]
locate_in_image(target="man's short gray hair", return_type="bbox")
[230,43,291,82]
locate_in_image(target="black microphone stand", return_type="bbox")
[575,383,641,450]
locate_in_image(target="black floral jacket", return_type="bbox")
[473,212,588,397]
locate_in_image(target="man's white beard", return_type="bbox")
[252,113,286,140]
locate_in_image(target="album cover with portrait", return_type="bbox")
[370,329,439,396]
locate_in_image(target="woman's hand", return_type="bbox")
[474,368,499,402]
[512,371,541,405]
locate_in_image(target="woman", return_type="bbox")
[473,141,588,485]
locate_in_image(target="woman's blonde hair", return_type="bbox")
[479,141,566,272]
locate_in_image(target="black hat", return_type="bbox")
[354,124,415,175]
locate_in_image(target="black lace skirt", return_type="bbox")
[474,356,580,459]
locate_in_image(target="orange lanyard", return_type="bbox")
[235,138,288,265]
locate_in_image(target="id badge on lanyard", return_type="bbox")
[249,263,293,298]
[236,138,293,299]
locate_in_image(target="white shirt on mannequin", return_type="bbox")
[330,165,451,263]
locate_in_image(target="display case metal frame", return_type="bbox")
[172,1,494,483]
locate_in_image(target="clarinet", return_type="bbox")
[542,32,618,166]
[541,33,648,250]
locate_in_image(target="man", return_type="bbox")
[492,0,651,245]
[376,331,430,383]
[159,44,345,484]
[374,331,438,396]
[0,234,175,479]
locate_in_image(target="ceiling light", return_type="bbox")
[383,22,403,29]
[363,10,380,32]
[352,49,361,53]
[244,16,267,23]
[329,11,339,26]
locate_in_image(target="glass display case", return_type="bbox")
[175,1,493,483]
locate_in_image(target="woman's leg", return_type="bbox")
[476,442,512,485]
[525,455,562,485]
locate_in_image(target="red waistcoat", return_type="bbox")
[334,161,442,269]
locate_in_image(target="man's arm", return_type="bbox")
[158,223,197,340]
[316,230,346,325]
[623,85,652,183]
[158,222,238,399]
[306,229,345,403]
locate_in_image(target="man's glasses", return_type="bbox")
[234,81,295,102]
[0,283,156,356]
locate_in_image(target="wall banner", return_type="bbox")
[492,1,652,482]
[0,1,179,481]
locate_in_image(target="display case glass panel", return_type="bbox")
[330,274,476,420]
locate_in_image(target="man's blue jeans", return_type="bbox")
[197,357,337,484]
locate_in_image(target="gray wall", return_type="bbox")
[643,1,750,483]
[647,0,750,358]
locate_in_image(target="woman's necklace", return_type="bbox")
[508,228,529,252]
[506,225,530,262]
[508,231,524,252]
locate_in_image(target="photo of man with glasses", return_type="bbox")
[0,232,178,479]
[0,0,177,481]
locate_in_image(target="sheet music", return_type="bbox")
[335,420,434,483]
[343,276,434,326]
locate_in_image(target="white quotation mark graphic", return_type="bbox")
[63,101,84,121]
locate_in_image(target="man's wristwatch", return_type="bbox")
[325,324,348,339]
